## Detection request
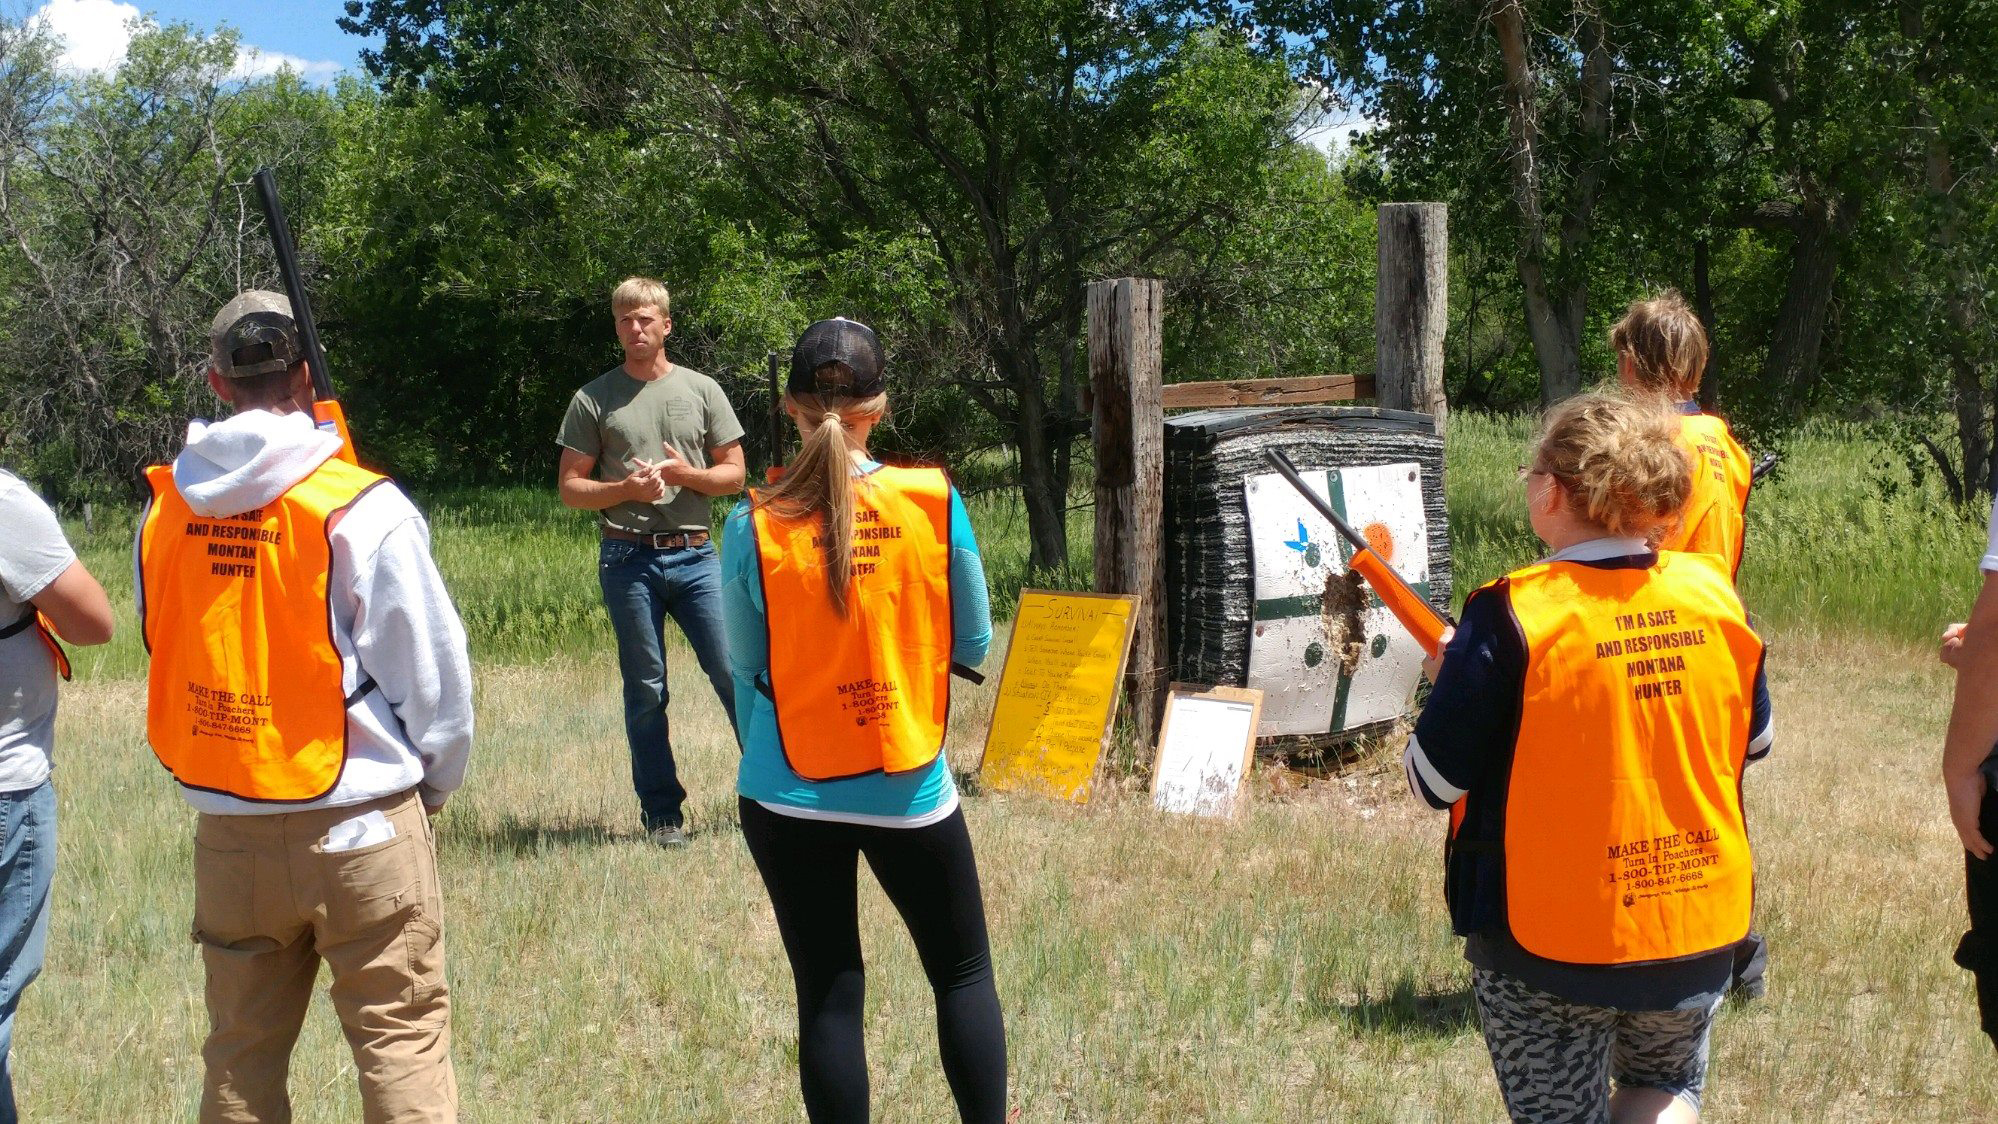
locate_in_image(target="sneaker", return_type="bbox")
[649,824,688,848]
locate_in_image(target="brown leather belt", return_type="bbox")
[602,527,711,549]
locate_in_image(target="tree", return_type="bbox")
[334,0,1394,532]
[0,19,336,496]
[597,2,1315,569]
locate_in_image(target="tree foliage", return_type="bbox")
[336,0,1368,568]
[1235,0,1998,502]
[0,21,335,498]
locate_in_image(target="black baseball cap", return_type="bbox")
[210,290,302,378]
[787,318,884,399]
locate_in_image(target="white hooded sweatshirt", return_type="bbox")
[136,410,473,814]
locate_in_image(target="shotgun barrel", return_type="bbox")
[251,168,354,461]
[1264,448,1453,659]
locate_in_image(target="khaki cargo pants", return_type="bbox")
[192,788,455,1124]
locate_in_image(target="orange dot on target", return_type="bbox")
[1363,522,1394,561]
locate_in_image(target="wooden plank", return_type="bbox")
[1160,374,1375,410]
[1376,202,1450,431]
[1088,277,1167,748]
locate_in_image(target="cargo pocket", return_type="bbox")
[191,843,258,946]
[404,911,447,1013]
[322,831,419,936]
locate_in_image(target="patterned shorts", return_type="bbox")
[1470,967,1721,1124]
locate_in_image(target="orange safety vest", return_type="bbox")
[1659,413,1751,576]
[751,466,953,781]
[1499,552,1763,965]
[139,457,387,803]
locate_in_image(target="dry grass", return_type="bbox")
[15,617,1998,1121]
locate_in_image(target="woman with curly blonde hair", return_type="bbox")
[1405,392,1772,1123]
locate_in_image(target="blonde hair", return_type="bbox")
[1533,392,1691,539]
[757,390,890,614]
[611,276,671,318]
[1609,290,1707,398]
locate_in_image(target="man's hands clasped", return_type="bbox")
[621,444,700,503]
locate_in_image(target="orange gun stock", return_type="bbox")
[311,399,354,463]
[1264,448,1452,659]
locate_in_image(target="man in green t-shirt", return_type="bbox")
[557,276,745,846]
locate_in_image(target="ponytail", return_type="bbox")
[758,390,889,614]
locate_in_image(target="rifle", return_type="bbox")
[251,168,355,463]
[1264,448,1454,659]
[1751,452,1779,483]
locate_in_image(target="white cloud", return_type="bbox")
[33,0,139,72]
[29,0,342,82]
[232,46,341,84]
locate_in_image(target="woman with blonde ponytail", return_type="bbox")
[1404,392,1772,1123]
[719,319,1007,1123]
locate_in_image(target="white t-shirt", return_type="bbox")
[1984,498,1998,572]
[0,470,75,792]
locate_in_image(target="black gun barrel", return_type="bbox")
[251,168,334,403]
[1264,448,1371,554]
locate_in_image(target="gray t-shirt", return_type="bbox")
[557,363,745,533]
[0,470,76,792]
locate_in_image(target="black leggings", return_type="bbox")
[738,797,1007,1123]
[1958,784,1998,1047]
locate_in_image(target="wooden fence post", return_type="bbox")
[1088,277,1166,748]
[1376,202,1450,431]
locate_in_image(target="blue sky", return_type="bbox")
[33,0,374,80]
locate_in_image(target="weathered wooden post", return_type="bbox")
[1088,277,1166,747]
[1376,202,1450,430]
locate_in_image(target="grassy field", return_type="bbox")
[19,413,1998,1120]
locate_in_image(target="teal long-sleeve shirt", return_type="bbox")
[720,463,991,822]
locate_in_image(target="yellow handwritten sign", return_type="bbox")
[979,590,1139,803]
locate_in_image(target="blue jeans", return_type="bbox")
[0,781,54,1124]
[598,540,737,830]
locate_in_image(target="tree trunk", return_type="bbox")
[1011,372,1069,573]
[1491,0,1587,406]
[1519,256,1583,405]
[1933,144,1991,501]
[1903,0,1993,500]
[1763,197,1844,402]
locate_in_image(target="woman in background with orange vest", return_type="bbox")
[1611,291,1753,576]
[720,318,1006,1123]
[1404,392,1773,1123]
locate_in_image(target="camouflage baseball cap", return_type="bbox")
[209,290,301,378]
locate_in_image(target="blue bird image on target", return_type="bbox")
[1283,519,1321,568]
